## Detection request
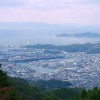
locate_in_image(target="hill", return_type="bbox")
[29,79,72,90]
[56,32,100,38]
[25,43,100,54]
[1,64,100,100]
[9,77,81,100]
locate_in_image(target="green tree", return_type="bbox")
[0,64,19,100]
[0,64,10,88]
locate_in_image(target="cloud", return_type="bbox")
[24,0,100,11]
[0,0,100,9]
[80,0,100,4]
[0,0,100,26]
[0,0,26,7]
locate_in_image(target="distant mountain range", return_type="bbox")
[0,22,100,45]
[0,22,100,34]
[56,32,100,38]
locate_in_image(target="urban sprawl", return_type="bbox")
[0,45,100,89]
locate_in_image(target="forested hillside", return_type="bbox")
[1,64,100,100]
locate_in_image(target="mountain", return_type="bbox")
[0,22,100,45]
[25,43,100,54]
[8,77,100,100]
[0,22,100,34]
[56,32,100,38]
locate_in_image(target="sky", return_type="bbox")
[0,0,100,26]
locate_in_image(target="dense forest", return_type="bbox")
[0,64,100,100]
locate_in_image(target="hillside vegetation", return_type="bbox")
[1,64,100,100]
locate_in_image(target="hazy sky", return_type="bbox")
[0,0,100,26]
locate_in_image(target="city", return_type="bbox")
[0,45,100,89]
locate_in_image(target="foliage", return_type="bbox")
[75,87,100,100]
[52,88,82,100]
[9,78,59,100]
[0,64,10,88]
[0,64,19,100]
[1,63,100,100]
[29,79,72,90]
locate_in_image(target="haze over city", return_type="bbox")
[0,0,100,45]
